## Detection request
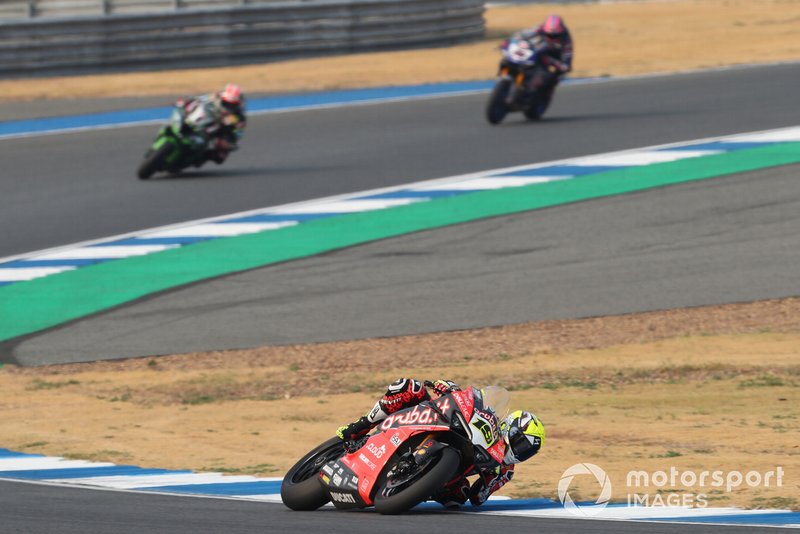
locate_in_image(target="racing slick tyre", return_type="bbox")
[281,437,346,511]
[136,143,172,180]
[486,79,511,125]
[524,75,554,121]
[523,101,546,121]
[373,446,460,515]
[524,92,551,120]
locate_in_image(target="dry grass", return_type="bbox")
[2,298,800,509]
[0,0,798,102]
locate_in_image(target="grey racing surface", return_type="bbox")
[1,64,799,257]
[4,65,800,364]
[10,162,800,364]
[0,480,780,534]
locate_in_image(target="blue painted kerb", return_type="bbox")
[0,81,496,138]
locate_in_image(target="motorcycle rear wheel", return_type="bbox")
[523,102,545,121]
[281,436,345,511]
[373,446,460,515]
[524,91,550,120]
[137,142,173,180]
[524,73,555,121]
[486,79,511,125]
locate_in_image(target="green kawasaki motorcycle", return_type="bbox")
[136,101,218,180]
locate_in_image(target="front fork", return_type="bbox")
[498,66,526,107]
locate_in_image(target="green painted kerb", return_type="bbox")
[1,142,799,343]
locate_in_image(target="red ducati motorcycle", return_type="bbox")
[281,385,509,514]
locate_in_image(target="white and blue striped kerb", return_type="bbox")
[1,449,798,526]
[2,125,800,288]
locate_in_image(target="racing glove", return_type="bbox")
[541,55,569,74]
[336,415,374,442]
[432,379,460,397]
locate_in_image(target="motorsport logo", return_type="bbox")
[558,463,785,515]
[626,466,785,507]
[557,463,612,517]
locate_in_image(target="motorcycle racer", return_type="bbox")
[513,14,573,76]
[504,15,573,111]
[175,83,247,165]
[336,378,545,508]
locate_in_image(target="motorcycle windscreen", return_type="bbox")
[480,386,510,420]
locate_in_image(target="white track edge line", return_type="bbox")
[1,123,797,266]
[0,143,770,267]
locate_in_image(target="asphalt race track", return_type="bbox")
[8,162,800,364]
[2,64,800,364]
[0,480,784,534]
[2,64,800,257]
[3,65,800,531]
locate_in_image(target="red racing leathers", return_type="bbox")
[336,378,515,508]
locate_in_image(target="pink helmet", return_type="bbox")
[542,15,565,38]
[221,83,242,106]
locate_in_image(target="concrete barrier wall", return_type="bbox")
[0,0,486,76]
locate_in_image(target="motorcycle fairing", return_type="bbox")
[320,387,488,509]
[484,436,507,465]
[336,423,448,506]
[318,461,364,509]
[450,388,475,422]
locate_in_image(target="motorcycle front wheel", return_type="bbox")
[281,436,346,511]
[136,142,173,180]
[486,79,512,125]
[373,446,460,515]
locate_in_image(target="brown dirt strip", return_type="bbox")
[1,297,799,509]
